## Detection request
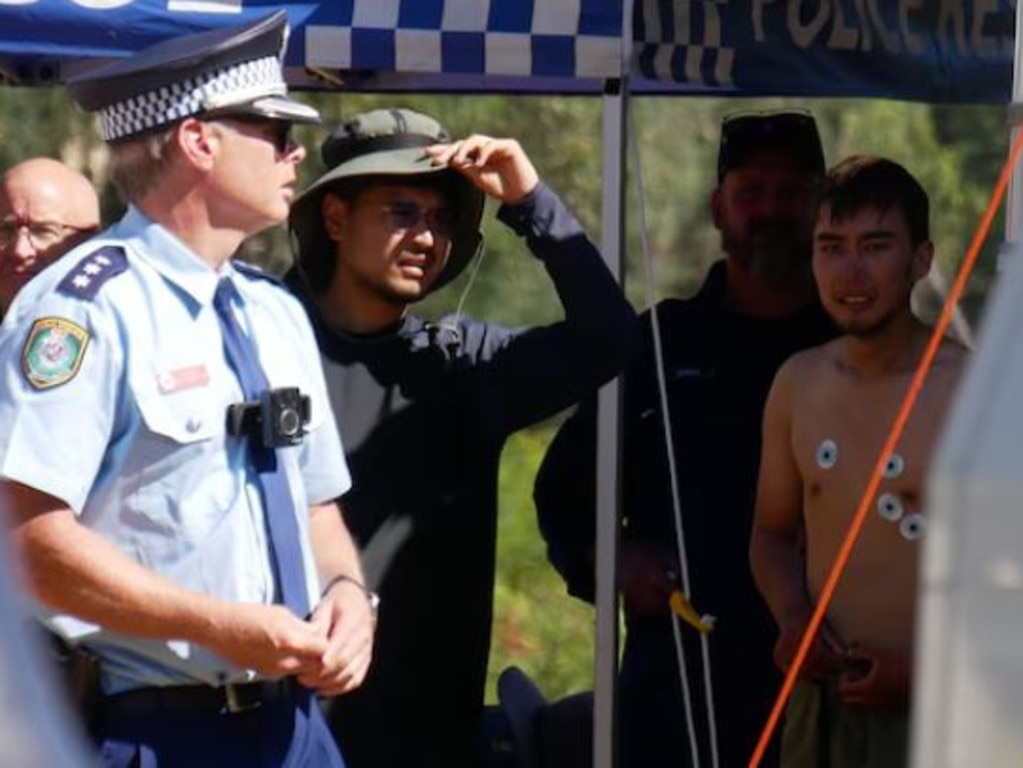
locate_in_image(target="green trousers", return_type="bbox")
[781,679,908,768]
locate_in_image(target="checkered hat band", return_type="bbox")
[98,56,286,141]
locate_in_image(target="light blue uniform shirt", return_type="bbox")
[0,207,351,689]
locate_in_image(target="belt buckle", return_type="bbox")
[222,682,262,714]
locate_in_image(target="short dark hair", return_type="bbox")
[717,110,825,182]
[817,155,930,247]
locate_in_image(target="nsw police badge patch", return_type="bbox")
[21,317,90,390]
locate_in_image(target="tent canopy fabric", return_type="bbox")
[0,1,1014,102]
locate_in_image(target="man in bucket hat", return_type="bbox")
[0,11,374,767]
[286,108,638,767]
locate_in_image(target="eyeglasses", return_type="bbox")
[0,221,95,250]
[718,110,824,179]
[214,115,294,155]
[378,201,457,237]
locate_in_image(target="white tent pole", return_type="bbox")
[593,4,633,765]
[595,73,628,768]
[1004,3,1023,247]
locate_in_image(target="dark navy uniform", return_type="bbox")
[536,260,838,767]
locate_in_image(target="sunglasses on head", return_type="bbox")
[718,110,823,178]
[721,110,817,136]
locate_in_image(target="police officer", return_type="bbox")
[0,12,375,767]
[286,110,639,767]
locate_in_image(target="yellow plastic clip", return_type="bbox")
[669,590,715,634]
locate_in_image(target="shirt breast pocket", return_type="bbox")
[126,375,229,555]
[134,385,220,445]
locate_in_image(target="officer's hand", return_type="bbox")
[210,603,329,679]
[773,609,844,681]
[837,644,910,708]
[425,135,539,204]
[619,541,677,617]
[298,579,376,697]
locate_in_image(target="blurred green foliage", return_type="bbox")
[0,86,1011,704]
[488,425,595,703]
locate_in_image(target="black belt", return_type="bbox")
[102,678,296,717]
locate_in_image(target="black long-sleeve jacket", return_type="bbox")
[534,260,836,766]
[290,181,639,768]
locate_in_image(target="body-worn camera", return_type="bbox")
[226,387,311,448]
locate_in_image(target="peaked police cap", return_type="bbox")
[67,10,319,143]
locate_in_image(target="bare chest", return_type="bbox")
[791,377,948,539]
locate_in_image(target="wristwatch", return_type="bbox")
[322,574,381,617]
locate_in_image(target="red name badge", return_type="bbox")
[156,364,210,394]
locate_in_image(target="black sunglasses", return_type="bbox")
[211,115,294,155]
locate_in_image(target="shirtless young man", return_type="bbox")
[750,155,967,768]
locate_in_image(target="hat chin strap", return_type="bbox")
[439,233,485,335]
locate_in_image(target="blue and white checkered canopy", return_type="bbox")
[0,1,1014,103]
[302,1,623,81]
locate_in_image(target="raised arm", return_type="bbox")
[429,136,639,435]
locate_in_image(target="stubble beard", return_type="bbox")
[375,279,424,308]
[835,308,904,340]
[381,261,441,307]
[834,292,911,340]
[723,224,813,292]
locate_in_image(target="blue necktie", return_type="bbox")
[213,278,309,617]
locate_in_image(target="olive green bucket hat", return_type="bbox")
[289,108,485,295]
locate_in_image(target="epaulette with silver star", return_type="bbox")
[56,245,129,300]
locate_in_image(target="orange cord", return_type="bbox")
[748,129,1023,768]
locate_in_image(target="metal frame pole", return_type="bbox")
[595,73,628,768]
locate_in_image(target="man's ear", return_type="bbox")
[710,187,724,230]
[912,240,935,282]
[322,193,348,242]
[176,118,215,170]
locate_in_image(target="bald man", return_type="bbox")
[0,158,100,312]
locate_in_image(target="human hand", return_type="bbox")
[208,603,329,679]
[424,135,539,204]
[773,609,844,680]
[619,541,677,617]
[298,579,377,697]
[837,644,910,708]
